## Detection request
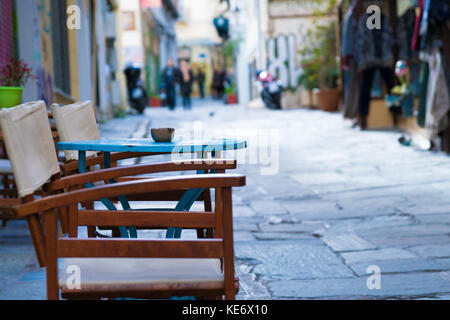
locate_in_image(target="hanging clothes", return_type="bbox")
[341,4,357,59]
[411,0,425,50]
[398,7,420,62]
[424,49,450,136]
[417,61,429,127]
[359,67,395,117]
[355,12,395,126]
[355,13,395,72]
[341,3,360,119]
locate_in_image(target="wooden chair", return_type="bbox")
[51,101,159,175]
[0,114,59,225]
[15,173,245,300]
[52,101,222,238]
[0,101,237,267]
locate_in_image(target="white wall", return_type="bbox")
[77,0,94,102]
[15,0,40,102]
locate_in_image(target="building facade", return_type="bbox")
[1,0,125,119]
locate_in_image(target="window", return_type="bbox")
[51,0,71,95]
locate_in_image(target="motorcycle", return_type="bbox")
[124,64,148,114]
[257,71,283,110]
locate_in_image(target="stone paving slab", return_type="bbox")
[349,258,449,276]
[408,244,450,259]
[363,234,450,248]
[250,200,289,216]
[236,242,355,281]
[340,248,417,264]
[268,272,450,299]
[322,233,376,252]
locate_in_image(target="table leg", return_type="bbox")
[79,151,86,173]
[103,152,137,238]
[165,150,221,239]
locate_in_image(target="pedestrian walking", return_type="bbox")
[196,68,206,99]
[179,60,194,110]
[161,58,181,111]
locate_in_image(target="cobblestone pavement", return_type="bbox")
[2,98,450,299]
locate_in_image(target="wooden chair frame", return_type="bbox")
[14,174,245,300]
[2,159,236,268]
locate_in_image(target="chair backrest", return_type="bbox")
[51,101,100,161]
[0,101,60,198]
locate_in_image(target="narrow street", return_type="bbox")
[2,100,450,299]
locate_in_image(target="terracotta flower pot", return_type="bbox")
[315,88,340,112]
[226,94,237,105]
[149,97,161,108]
[0,86,23,108]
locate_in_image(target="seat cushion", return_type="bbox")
[0,159,13,174]
[59,258,224,296]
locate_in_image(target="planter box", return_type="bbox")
[315,88,340,112]
[0,86,23,108]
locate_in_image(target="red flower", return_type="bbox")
[0,58,37,87]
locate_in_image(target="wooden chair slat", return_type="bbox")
[78,210,215,228]
[57,239,224,259]
[16,174,246,217]
[50,160,237,191]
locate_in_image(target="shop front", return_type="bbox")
[339,0,449,152]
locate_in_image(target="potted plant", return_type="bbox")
[0,58,36,109]
[225,82,237,104]
[149,94,161,107]
[298,21,340,112]
[298,56,319,108]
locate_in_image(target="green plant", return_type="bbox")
[225,82,236,95]
[298,20,339,90]
[0,58,36,87]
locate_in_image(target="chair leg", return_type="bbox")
[26,215,46,267]
[85,201,97,238]
[202,189,214,238]
[58,207,69,234]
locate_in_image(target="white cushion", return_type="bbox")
[59,258,224,292]
[52,101,101,161]
[0,159,13,174]
[0,101,60,198]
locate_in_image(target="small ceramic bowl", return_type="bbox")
[151,128,175,142]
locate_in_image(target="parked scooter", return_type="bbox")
[124,64,148,114]
[257,71,283,110]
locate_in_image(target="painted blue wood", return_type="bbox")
[57,138,247,153]
[103,152,137,238]
[78,151,130,238]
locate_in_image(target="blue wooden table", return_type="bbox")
[56,138,247,238]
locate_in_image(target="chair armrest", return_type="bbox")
[61,152,167,174]
[15,174,246,217]
[48,160,237,192]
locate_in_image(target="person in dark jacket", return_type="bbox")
[196,69,206,99]
[161,58,181,110]
[179,60,194,110]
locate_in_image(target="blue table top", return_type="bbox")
[56,138,247,153]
